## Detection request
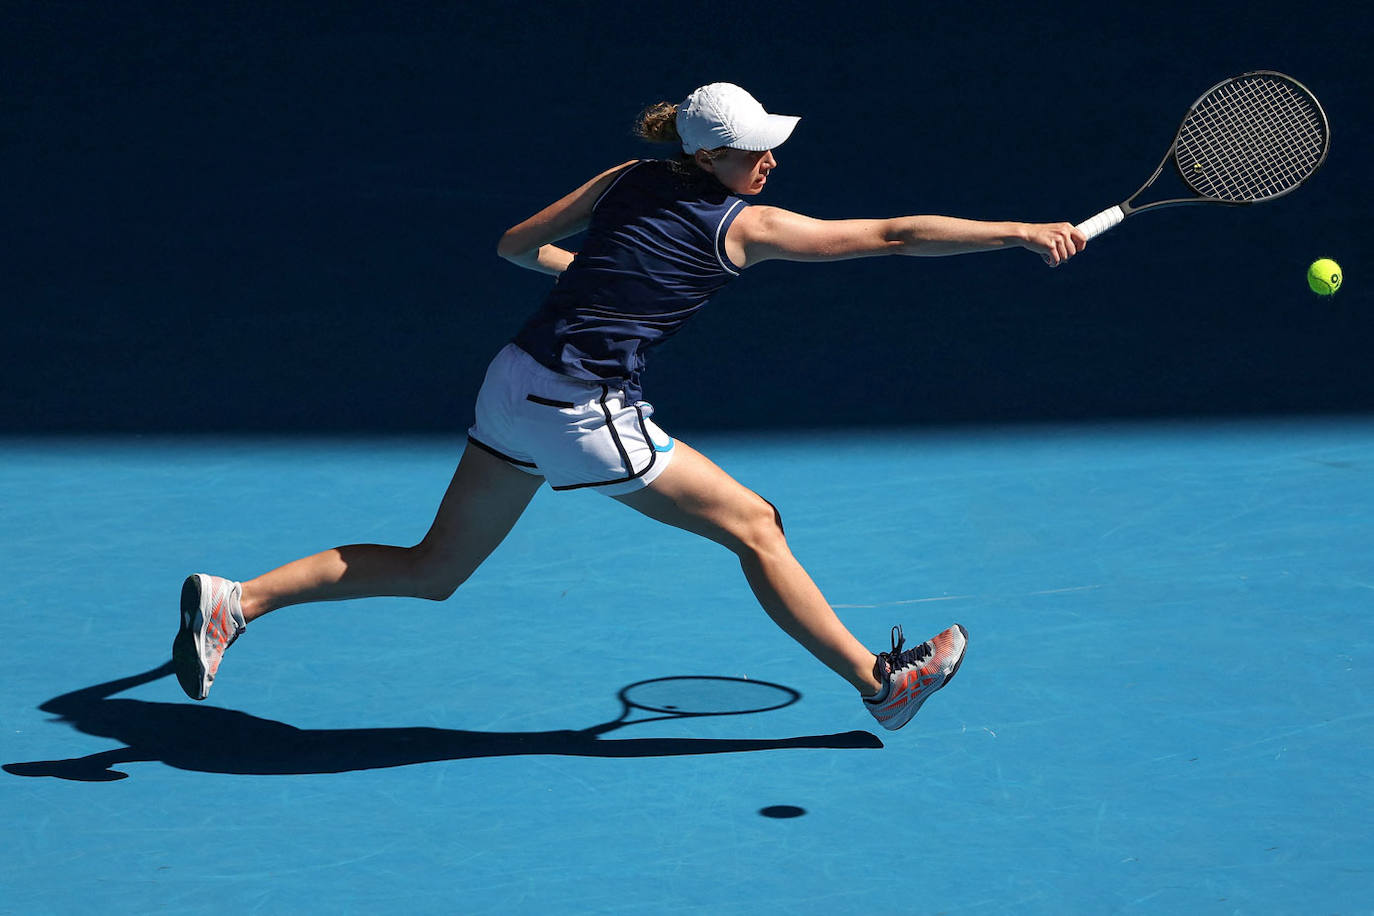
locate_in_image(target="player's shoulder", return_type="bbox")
[594,159,645,185]
[729,204,810,236]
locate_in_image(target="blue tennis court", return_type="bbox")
[3,420,1369,913]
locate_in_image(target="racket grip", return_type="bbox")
[1075,205,1124,241]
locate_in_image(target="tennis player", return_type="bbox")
[174,83,1085,731]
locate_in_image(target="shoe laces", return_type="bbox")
[877,625,932,675]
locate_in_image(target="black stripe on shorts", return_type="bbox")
[551,395,658,492]
[466,434,538,469]
[525,393,576,409]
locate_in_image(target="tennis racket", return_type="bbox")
[1075,70,1329,241]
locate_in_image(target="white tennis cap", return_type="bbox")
[675,83,800,155]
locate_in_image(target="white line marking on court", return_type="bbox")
[1217,712,1373,755]
[836,585,1100,607]
[833,595,975,608]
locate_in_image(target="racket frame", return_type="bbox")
[1077,70,1329,240]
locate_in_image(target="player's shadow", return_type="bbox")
[3,663,881,781]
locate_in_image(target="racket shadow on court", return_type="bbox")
[4,662,881,782]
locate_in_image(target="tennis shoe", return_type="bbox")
[172,573,246,701]
[862,624,968,731]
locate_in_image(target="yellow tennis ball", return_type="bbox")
[1307,258,1342,296]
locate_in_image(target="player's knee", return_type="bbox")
[407,543,469,601]
[735,494,788,557]
[764,498,785,536]
[415,579,462,602]
[413,574,464,602]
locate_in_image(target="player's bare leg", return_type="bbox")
[174,445,543,700]
[615,440,883,696]
[239,444,545,620]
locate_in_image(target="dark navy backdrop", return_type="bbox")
[6,0,1371,433]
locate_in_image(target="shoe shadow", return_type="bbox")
[3,663,882,781]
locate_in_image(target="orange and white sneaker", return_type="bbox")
[172,574,246,701]
[862,624,968,731]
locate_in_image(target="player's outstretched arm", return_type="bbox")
[728,206,1086,268]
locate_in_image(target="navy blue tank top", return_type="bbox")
[512,159,748,402]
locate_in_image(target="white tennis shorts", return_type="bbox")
[467,344,675,495]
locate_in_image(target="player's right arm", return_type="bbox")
[727,206,1085,268]
[498,160,640,276]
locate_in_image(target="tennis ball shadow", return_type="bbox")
[759,805,807,819]
[5,662,883,780]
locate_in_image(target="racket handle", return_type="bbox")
[1075,205,1124,241]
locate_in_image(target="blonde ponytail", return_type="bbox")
[634,101,681,145]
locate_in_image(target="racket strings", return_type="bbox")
[1185,80,1321,197]
[1183,83,1319,198]
[1174,74,1327,202]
